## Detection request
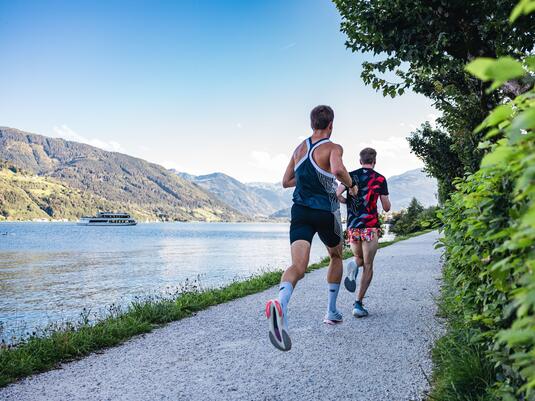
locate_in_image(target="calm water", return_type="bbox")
[0,222,328,342]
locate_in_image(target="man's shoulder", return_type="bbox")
[371,169,386,180]
[325,141,343,151]
[377,172,387,182]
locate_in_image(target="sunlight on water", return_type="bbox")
[0,222,328,342]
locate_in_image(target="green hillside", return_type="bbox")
[0,162,152,221]
[0,127,244,222]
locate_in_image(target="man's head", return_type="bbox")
[360,147,377,167]
[310,105,334,133]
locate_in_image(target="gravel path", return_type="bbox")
[1,231,442,401]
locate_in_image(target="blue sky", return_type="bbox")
[0,0,436,182]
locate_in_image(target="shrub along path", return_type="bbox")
[0,231,442,401]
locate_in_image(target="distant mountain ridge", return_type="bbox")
[386,168,438,210]
[0,127,244,222]
[0,126,437,222]
[176,168,437,220]
[175,171,293,218]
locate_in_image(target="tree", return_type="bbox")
[407,123,465,203]
[333,0,535,198]
[390,197,431,235]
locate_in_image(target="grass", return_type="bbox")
[0,229,432,387]
[427,268,498,401]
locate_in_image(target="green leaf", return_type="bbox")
[475,104,514,133]
[481,144,513,167]
[465,58,495,80]
[510,108,535,132]
[510,0,535,22]
[499,329,535,345]
[486,57,525,82]
[510,1,525,22]
[526,55,535,72]
[466,57,526,91]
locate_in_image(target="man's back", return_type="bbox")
[291,137,341,213]
[347,168,388,229]
[292,137,341,174]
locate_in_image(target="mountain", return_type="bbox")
[0,127,244,222]
[0,161,154,221]
[177,168,437,219]
[246,182,293,212]
[387,169,438,210]
[175,172,292,218]
[269,207,291,219]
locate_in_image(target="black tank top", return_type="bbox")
[292,137,339,212]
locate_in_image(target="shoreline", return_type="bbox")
[0,229,432,387]
[0,219,289,224]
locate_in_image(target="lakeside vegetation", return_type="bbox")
[0,230,430,387]
[334,0,534,399]
[389,197,440,237]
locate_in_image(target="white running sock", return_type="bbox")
[328,283,340,313]
[278,281,293,315]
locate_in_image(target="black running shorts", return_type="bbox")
[290,203,341,248]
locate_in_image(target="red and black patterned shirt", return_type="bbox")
[346,168,388,229]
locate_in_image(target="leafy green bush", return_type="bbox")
[390,198,440,236]
[434,15,535,398]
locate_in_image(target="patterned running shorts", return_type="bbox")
[347,227,381,243]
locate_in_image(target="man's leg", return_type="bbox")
[344,230,362,292]
[278,240,311,319]
[266,240,311,351]
[357,235,379,302]
[350,241,364,269]
[326,242,344,284]
[324,242,344,323]
[280,240,311,287]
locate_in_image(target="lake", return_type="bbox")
[0,222,330,343]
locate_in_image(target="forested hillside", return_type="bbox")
[0,161,149,221]
[0,127,244,222]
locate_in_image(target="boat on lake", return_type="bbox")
[78,212,137,226]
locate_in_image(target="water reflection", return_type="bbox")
[0,222,328,342]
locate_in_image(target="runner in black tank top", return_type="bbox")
[264,105,357,352]
[291,136,342,247]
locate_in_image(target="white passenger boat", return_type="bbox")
[78,212,137,226]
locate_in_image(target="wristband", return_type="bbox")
[345,178,357,191]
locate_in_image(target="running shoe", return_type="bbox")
[344,260,359,293]
[323,309,343,325]
[352,300,369,318]
[265,299,291,351]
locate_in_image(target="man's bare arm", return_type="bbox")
[336,184,347,204]
[282,155,296,188]
[330,144,357,195]
[380,195,391,212]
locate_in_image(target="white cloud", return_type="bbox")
[399,113,439,132]
[52,125,126,153]
[352,135,423,178]
[249,150,289,172]
[236,123,243,129]
[282,42,296,50]
[427,113,438,128]
[161,160,185,172]
[355,136,409,158]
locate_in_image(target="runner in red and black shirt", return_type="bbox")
[336,147,391,317]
